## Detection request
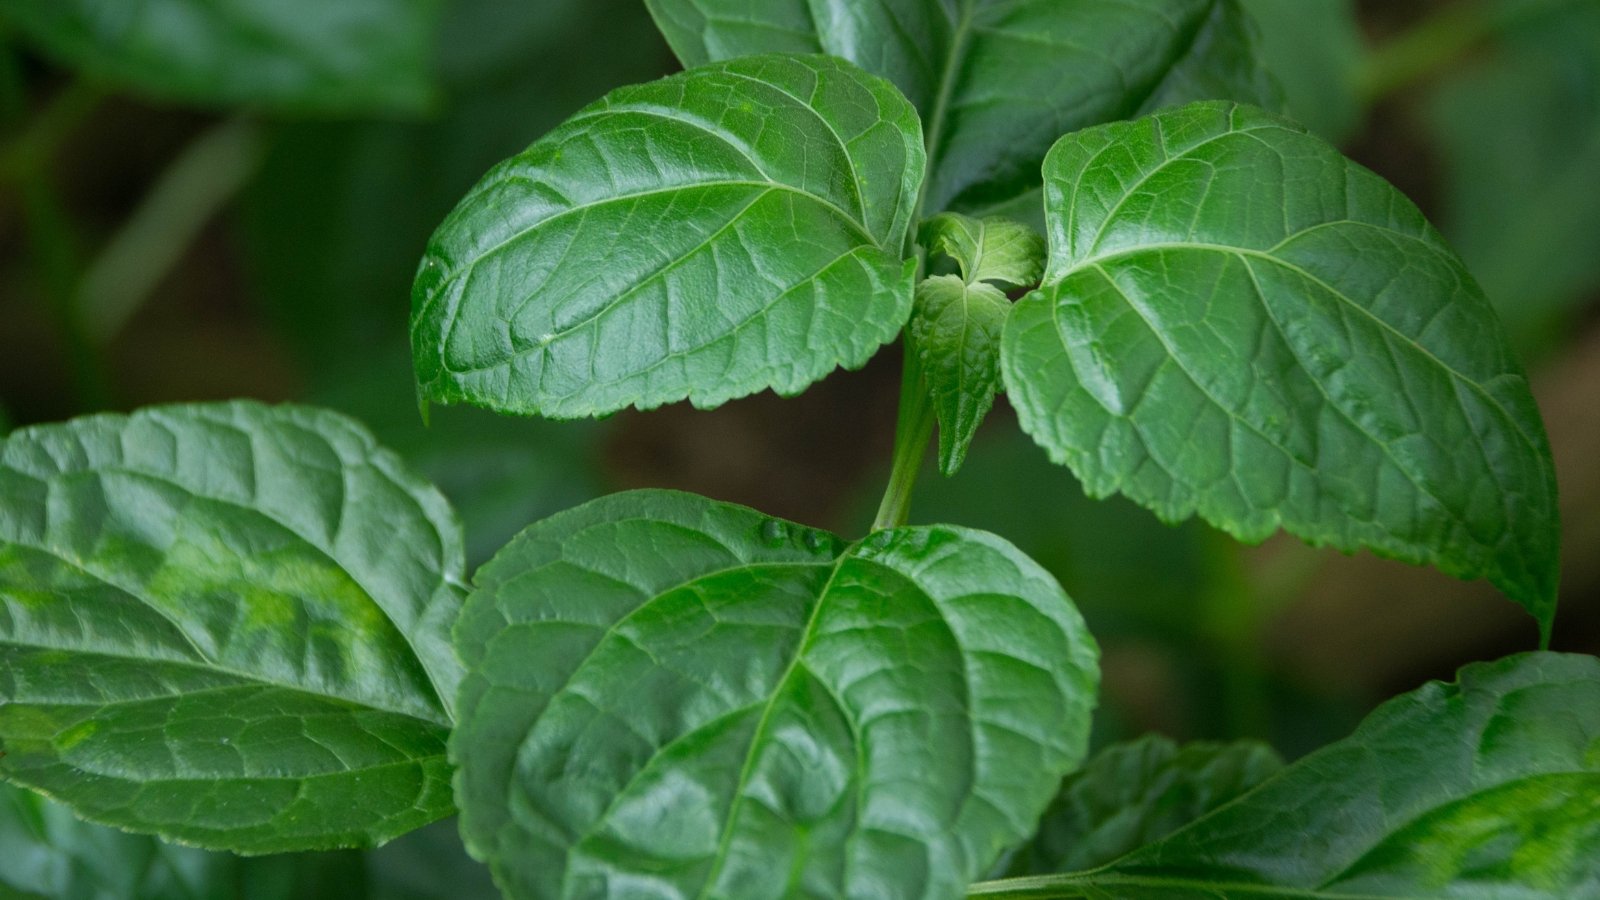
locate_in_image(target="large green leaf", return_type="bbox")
[1002,101,1560,638]
[411,53,923,420]
[0,782,226,899]
[643,0,1279,216]
[0,0,441,115]
[451,489,1099,900]
[996,735,1282,878]
[972,652,1600,898]
[0,402,463,853]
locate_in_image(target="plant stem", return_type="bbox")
[872,345,936,531]
[79,117,264,342]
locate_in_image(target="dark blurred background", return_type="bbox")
[1,0,1597,778]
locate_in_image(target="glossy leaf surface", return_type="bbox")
[998,735,1282,877]
[973,652,1600,898]
[0,402,463,852]
[412,54,923,419]
[643,0,1279,216]
[910,275,1009,476]
[1003,101,1560,637]
[0,0,441,114]
[920,213,1045,289]
[452,490,1099,900]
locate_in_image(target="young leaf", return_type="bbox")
[910,275,1010,475]
[0,402,464,853]
[921,213,1046,289]
[411,54,924,420]
[0,0,442,115]
[451,489,1099,900]
[973,652,1600,898]
[997,735,1283,877]
[1002,101,1561,638]
[642,0,1279,215]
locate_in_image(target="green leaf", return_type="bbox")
[643,0,1279,216]
[920,213,1045,289]
[0,782,227,899]
[910,275,1010,476]
[997,735,1283,877]
[1002,101,1560,638]
[451,489,1099,900]
[1235,0,1365,142]
[0,401,463,853]
[0,0,442,115]
[411,53,924,420]
[973,652,1600,898]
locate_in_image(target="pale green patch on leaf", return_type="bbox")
[997,735,1283,877]
[411,54,924,420]
[0,402,465,853]
[910,275,1010,476]
[644,0,1279,216]
[451,489,1099,900]
[0,0,442,115]
[921,213,1045,289]
[973,652,1600,898]
[1002,101,1560,639]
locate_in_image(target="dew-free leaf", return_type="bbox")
[0,0,442,115]
[920,213,1045,289]
[0,402,465,853]
[997,735,1283,877]
[643,0,1279,216]
[1003,101,1561,638]
[451,490,1099,900]
[411,54,924,420]
[973,652,1600,898]
[910,275,1011,475]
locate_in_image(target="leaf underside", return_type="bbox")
[0,402,465,853]
[643,0,1280,217]
[0,0,441,114]
[451,489,1099,900]
[411,53,924,420]
[1003,101,1560,637]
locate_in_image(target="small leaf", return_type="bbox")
[910,275,1011,475]
[1003,101,1560,638]
[0,402,464,853]
[411,54,924,420]
[451,490,1099,900]
[920,213,1046,288]
[0,0,442,115]
[973,652,1600,898]
[998,735,1283,877]
[643,0,1280,216]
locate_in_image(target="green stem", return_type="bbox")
[0,78,103,180]
[872,345,936,532]
[79,117,264,342]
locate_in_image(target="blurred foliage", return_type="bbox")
[0,0,1597,893]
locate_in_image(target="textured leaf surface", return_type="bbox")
[0,0,440,114]
[451,490,1099,900]
[1002,101,1560,636]
[0,402,463,852]
[973,652,1600,898]
[997,735,1282,877]
[910,275,1010,475]
[921,213,1044,289]
[411,54,923,419]
[643,0,1278,216]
